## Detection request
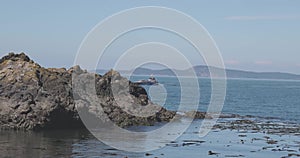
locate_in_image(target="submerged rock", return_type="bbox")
[0,53,176,130]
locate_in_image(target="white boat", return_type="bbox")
[135,75,158,85]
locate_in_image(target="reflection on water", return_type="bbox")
[0,129,146,158]
[0,130,87,158]
[1,119,300,158]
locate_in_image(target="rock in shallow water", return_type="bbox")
[0,53,176,130]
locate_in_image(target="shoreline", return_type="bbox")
[1,115,299,158]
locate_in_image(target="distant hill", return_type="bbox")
[96,65,300,80]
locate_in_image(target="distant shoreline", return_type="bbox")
[97,71,300,82]
[96,66,300,81]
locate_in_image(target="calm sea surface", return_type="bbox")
[130,76,300,123]
[1,76,300,157]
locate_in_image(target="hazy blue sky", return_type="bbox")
[1,1,300,74]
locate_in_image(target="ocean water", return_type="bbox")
[131,76,300,123]
[1,76,300,157]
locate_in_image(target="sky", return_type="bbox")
[1,0,300,74]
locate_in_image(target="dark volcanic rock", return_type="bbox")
[0,53,176,130]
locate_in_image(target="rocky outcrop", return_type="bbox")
[0,53,175,130]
